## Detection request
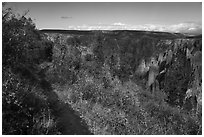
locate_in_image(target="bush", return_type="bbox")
[2,4,58,134]
[2,68,59,134]
[2,5,53,68]
[137,87,201,135]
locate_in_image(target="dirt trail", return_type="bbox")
[39,79,93,135]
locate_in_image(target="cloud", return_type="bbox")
[166,22,202,34]
[60,16,72,19]
[188,28,196,31]
[112,22,126,26]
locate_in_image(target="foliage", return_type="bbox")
[2,68,59,134]
[164,48,193,106]
[2,5,53,68]
[45,30,202,135]
[54,67,201,134]
[2,4,59,135]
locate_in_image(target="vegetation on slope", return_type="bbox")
[44,31,201,134]
[2,5,58,134]
[2,3,202,134]
[2,4,91,135]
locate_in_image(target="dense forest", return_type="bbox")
[2,4,202,135]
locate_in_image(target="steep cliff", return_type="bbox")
[42,30,201,80]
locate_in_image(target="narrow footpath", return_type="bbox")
[39,79,93,135]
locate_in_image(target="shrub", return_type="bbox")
[2,4,53,68]
[2,68,59,134]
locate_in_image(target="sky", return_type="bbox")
[6,2,202,34]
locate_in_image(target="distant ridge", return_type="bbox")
[40,29,202,39]
[185,34,202,39]
[40,29,94,35]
